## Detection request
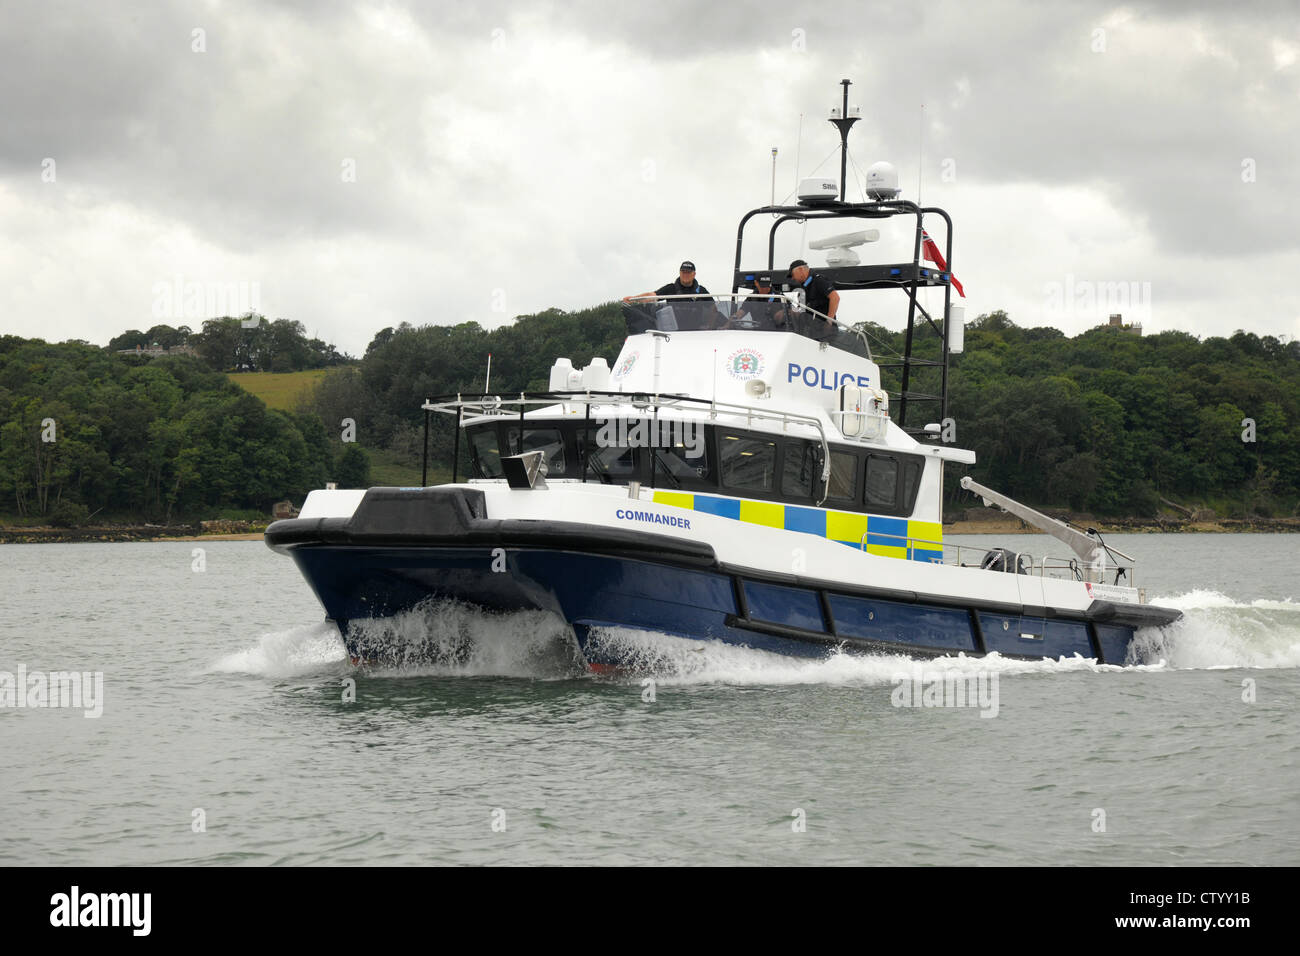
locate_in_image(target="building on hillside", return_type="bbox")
[116,343,198,357]
[272,500,300,520]
[1106,313,1142,336]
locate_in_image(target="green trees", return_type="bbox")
[189,316,350,372]
[0,342,330,523]
[301,305,626,473]
[334,445,371,489]
[3,306,1296,524]
[107,325,194,352]
[941,320,1300,516]
[109,316,350,372]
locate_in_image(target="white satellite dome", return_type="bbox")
[865,161,900,201]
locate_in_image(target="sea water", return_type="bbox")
[1,534,1297,865]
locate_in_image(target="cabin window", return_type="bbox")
[900,459,922,511]
[469,428,504,478]
[652,434,711,489]
[583,428,637,480]
[865,455,898,508]
[782,441,818,498]
[861,453,925,515]
[827,451,858,500]
[507,427,566,475]
[719,434,777,492]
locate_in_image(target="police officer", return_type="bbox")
[732,274,790,329]
[623,261,710,304]
[624,261,714,330]
[788,259,840,334]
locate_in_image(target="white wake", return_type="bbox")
[211,589,1300,682]
[211,601,582,679]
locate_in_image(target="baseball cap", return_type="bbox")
[788,259,808,273]
[756,274,773,285]
[680,260,696,271]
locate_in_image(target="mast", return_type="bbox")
[731,79,953,436]
[828,79,859,201]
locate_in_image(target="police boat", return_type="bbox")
[266,95,1180,668]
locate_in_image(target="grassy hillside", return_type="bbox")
[368,448,450,488]
[227,368,453,490]
[227,369,332,410]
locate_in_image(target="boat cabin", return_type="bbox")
[463,414,927,521]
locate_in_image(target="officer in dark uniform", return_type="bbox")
[788,259,840,339]
[624,261,710,302]
[623,261,714,330]
[731,274,790,329]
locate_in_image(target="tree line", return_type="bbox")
[0,337,332,524]
[2,304,1296,524]
[108,316,352,372]
[945,313,1299,516]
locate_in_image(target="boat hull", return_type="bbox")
[266,488,1179,668]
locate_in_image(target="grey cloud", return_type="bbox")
[0,0,1295,353]
[1,0,455,247]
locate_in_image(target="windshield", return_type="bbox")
[619,293,871,360]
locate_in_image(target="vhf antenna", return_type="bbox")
[770,147,778,206]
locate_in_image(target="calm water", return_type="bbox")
[1,534,1297,866]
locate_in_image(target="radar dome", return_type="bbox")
[865,161,900,201]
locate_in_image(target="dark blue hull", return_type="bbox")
[266,488,1178,669]
[283,543,1142,668]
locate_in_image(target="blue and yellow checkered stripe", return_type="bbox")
[651,491,943,562]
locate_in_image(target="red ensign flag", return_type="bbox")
[921,229,965,297]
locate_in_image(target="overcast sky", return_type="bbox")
[2,0,1297,357]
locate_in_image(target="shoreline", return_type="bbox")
[0,528,267,544]
[946,517,1300,534]
[2,517,1298,544]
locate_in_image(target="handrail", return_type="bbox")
[858,528,946,562]
[423,389,835,505]
[857,528,1138,588]
[623,293,873,359]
